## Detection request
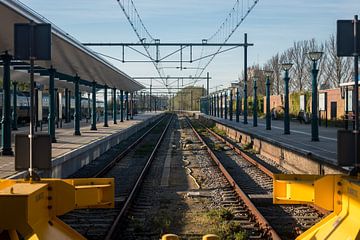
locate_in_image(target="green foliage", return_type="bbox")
[289,92,300,116]
[206,208,247,240]
[305,91,312,112]
[245,96,264,115]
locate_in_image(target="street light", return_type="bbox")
[253,76,258,127]
[264,70,273,130]
[281,63,293,134]
[307,51,323,141]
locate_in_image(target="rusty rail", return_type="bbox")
[186,117,281,240]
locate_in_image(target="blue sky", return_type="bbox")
[20,0,360,92]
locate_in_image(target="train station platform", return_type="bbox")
[197,113,347,175]
[0,112,163,179]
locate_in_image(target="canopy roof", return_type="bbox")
[0,0,144,92]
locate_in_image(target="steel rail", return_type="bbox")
[198,119,330,215]
[203,124,274,178]
[93,114,166,177]
[105,114,173,240]
[186,117,281,240]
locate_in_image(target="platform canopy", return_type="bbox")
[0,0,144,92]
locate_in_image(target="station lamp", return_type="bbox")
[253,76,258,127]
[264,70,273,130]
[307,51,323,141]
[281,63,293,134]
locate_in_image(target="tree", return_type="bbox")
[323,34,352,88]
[265,53,283,95]
[289,40,309,92]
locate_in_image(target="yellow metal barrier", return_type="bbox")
[0,178,114,240]
[273,174,360,239]
[202,234,220,240]
[161,234,220,240]
[161,234,179,240]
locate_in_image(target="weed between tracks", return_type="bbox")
[205,208,247,240]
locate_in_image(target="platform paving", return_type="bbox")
[203,114,338,165]
[0,112,163,178]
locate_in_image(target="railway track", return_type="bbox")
[61,114,173,240]
[60,113,326,239]
[118,116,270,239]
[187,117,327,240]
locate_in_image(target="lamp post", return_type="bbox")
[224,90,228,120]
[229,89,233,121]
[220,92,223,118]
[243,80,248,124]
[253,77,258,127]
[264,70,273,130]
[307,51,323,141]
[282,63,293,134]
[236,88,240,122]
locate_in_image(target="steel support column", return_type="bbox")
[224,91,228,120]
[120,90,124,122]
[243,33,248,124]
[217,94,220,117]
[64,88,69,123]
[12,81,18,130]
[67,90,71,123]
[253,78,258,127]
[236,89,240,122]
[220,93,224,118]
[1,53,13,155]
[284,70,290,134]
[266,76,271,130]
[54,88,59,128]
[74,75,81,136]
[229,91,233,121]
[48,67,56,142]
[104,85,109,127]
[311,61,319,141]
[91,81,97,130]
[130,92,134,119]
[113,88,117,124]
[125,92,129,120]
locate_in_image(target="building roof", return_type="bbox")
[0,0,144,92]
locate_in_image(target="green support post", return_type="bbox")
[67,90,71,123]
[236,89,240,122]
[74,75,81,136]
[220,93,223,118]
[229,91,233,121]
[120,90,124,122]
[91,81,97,130]
[1,52,14,155]
[217,94,220,117]
[284,69,290,134]
[243,81,248,124]
[311,60,319,141]
[265,75,271,130]
[215,95,217,116]
[243,33,248,125]
[103,85,108,127]
[125,92,129,120]
[64,88,69,123]
[54,88,58,128]
[48,67,56,142]
[113,88,117,124]
[253,78,258,127]
[12,81,18,130]
[224,91,228,120]
[130,92,134,119]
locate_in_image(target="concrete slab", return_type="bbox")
[0,112,164,179]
